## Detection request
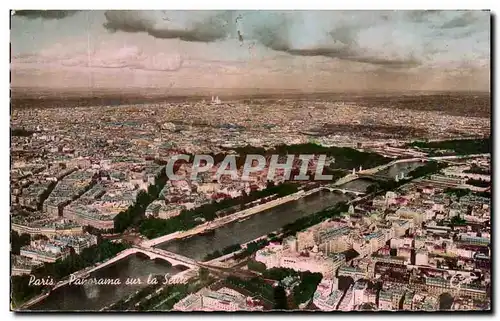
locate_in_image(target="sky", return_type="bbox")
[10,10,491,92]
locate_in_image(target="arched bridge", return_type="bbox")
[82,246,198,276]
[133,246,198,268]
[324,187,365,196]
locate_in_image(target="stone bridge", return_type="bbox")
[324,187,365,196]
[131,246,198,268]
[80,247,198,277]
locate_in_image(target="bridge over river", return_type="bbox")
[323,186,365,196]
[69,244,255,284]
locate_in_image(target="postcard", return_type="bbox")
[10,9,491,312]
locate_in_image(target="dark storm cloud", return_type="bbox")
[269,46,420,68]
[13,10,78,20]
[103,10,231,42]
[253,19,420,68]
[99,10,487,69]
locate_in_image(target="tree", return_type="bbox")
[273,285,288,310]
[139,182,300,239]
[439,293,454,310]
[11,128,34,137]
[222,243,242,255]
[407,137,490,155]
[292,272,323,305]
[337,276,354,292]
[466,178,490,188]
[11,275,43,307]
[247,260,267,273]
[11,239,129,306]
[464,164,490,175]
[263,268,299,281]
[203,250,222,261]
[198,267,209,282]
[32,234,49,241]
[450,215,466,226]
[10,231,30,255]
[360,302,376,310]
[446,258,458,270]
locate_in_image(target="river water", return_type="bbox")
[29,254,185,311]
[157,189,351,260]
[29,161,422,311]
[155,161,424,261]
[339,178,373,192]
[30,189,351,311]
[377,161,424,179]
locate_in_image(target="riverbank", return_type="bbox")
[17,161,413,310]
[142,157,435,248]
[142,187,325,248]
[202,171,429,269]
[16,250,131,311]
[202,234,270,265]
[21,253,189,311]
[14,292,50,310]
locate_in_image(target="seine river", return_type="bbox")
[377,161,424,179]
[157,161,423,261]
[30,189,350,311]
[29,255,185,311]
[30,160,423,311]
[157,189,351,260]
